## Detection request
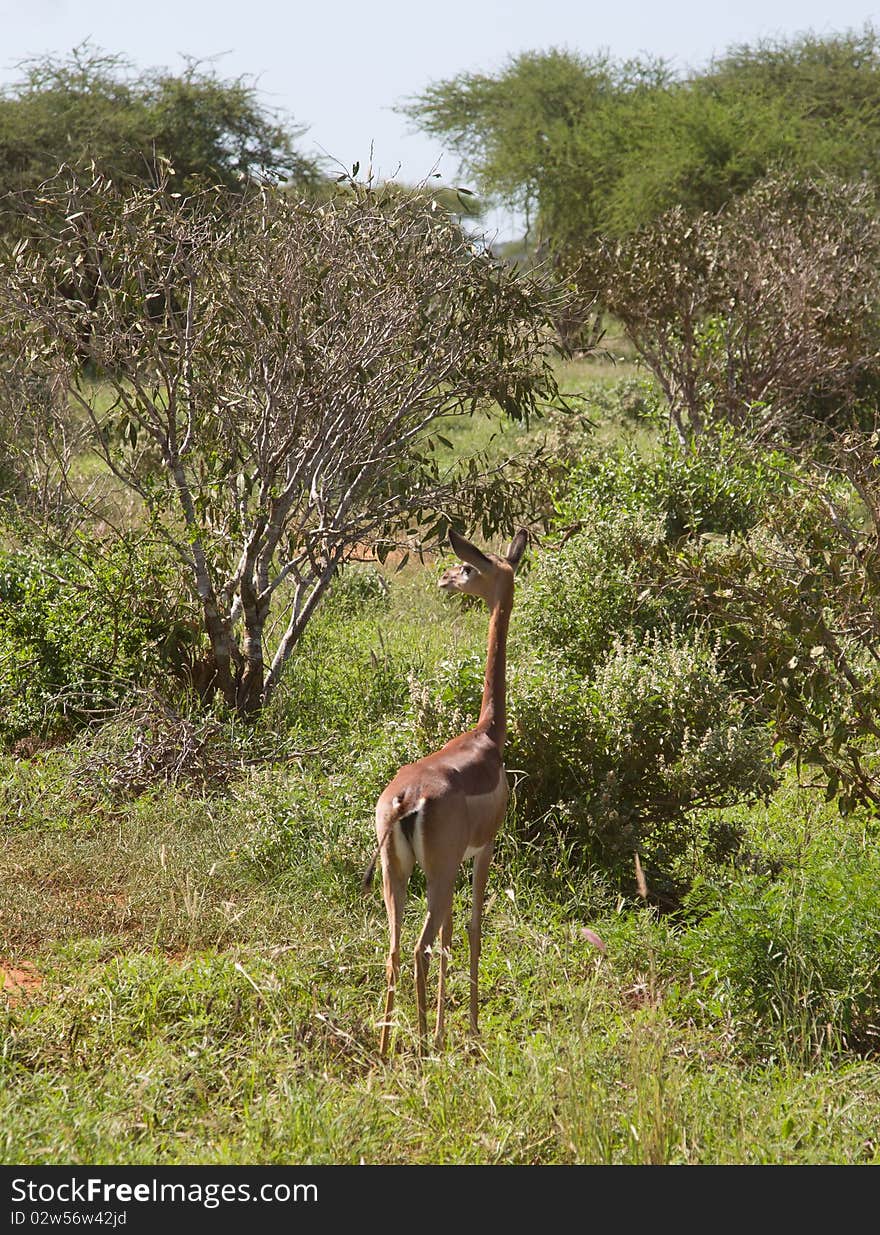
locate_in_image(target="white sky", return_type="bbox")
[1,0,878,238]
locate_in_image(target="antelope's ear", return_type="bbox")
[449,528,493,573]
[506,528,529,570]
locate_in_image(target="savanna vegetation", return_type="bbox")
[2,32,880,1167]
[0,42,321,203]
[401,27,880,249]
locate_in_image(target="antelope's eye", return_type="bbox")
[460,565,473,577]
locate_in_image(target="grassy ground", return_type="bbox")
[2,358,879,1165]
[3,770,879,1162]
[433,350,653,468]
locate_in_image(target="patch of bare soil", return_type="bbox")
[0,960,43,1004]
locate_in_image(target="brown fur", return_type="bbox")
[372,528,527,1056]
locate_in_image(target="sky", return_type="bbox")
[1,0,878,239]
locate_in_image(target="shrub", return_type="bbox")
[470,438,788,885]
[509,630,774,885]
[516,510,679,678]
[674,476,880,811]
[558,432,790,541]
[0,538,194,745]
[0,167,560,716]
[531,435,880,822]
[401,653,485,750]
[588,172,880,441]
[523,435,791,681]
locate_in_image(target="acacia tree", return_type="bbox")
[402,29,880,253]
[0,169,561,714]
[400,48,672,249]
[0,43,320,203]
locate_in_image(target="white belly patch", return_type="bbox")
[462,773,509,850]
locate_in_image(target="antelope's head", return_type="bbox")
[438,528,528,606]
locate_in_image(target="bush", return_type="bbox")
[517,510,678,678]
[495,438,787,886]
[400,652,485,748]
[0,538,195,745]
[588,172,880,441]
[558,432,790,541]
[523,435,790,681]
[509,630,774,886]
[674,475,880,811]
[517,433,880,844]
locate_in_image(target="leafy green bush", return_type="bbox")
[558,432,789,541]
[418,437,787,885]
[400,653,484,749]
[509,630,774,883]
[673,475,880,810]
[521,435,790,681]
[517,510,679,678]
[514,432,880,855]
[0,539,194,745]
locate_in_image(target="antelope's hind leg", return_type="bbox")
[378,849,407,1058]
[434,909,453,1050]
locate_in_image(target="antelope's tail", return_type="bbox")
[362,848,379,893]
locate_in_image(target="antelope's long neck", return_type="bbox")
[477,587,513,749]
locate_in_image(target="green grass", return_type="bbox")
[426,352,656,470]
[3,793,879,1163]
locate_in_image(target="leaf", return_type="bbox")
[579,927,607,954]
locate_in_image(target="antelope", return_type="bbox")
[364,527,528,1055]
